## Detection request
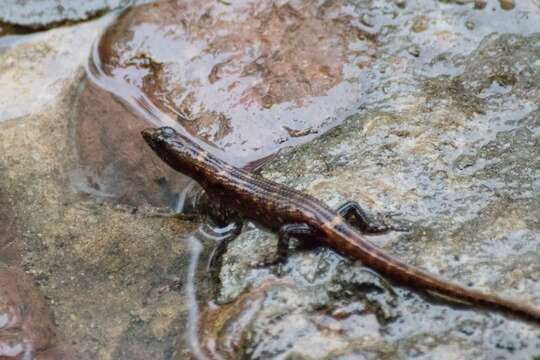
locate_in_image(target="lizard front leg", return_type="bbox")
[208,219,244,270]
[257,223,315,267]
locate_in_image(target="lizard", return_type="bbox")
[142,126,540,322]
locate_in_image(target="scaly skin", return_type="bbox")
[142,126,540,323]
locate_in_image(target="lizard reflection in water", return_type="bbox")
[142,126,540,323]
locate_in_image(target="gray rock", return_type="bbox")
[208,16,540,360]
[0,0,151,28]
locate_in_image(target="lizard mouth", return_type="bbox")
[141,128,159,149]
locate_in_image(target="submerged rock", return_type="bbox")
[91,0,376,162]
[75,0,377,206]
[74,80,193,207]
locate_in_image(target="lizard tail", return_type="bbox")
[337,225,540,323]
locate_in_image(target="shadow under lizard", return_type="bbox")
[142,126,540,323]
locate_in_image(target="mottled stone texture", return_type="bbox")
[0,0,150,28]
[0,192,23,267]
[0,265,60,359]
[0,14,196,359]
[190,8,540,360]
[1,0,540,359]
[73,0,377,207]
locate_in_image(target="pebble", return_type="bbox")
[499,0,515,10]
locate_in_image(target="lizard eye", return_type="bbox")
[161,127,176,138]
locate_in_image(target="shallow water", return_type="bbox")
[88,0,377,166]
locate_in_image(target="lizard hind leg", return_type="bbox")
[336,201,406,234]
[256,223,315,268]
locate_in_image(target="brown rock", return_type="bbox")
[0,265,57,359]
[499,0,515,10]
[74,80,192,207]
[74,0,377,206]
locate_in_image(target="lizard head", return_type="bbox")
[142,127,210,179]
[142,127,186,152]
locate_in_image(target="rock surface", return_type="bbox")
[0,191,23,267]
[0,265,58,359]
[0,0,539,359]
[91,0,376,163]
[0,13,196,359]
[0,0,150,29]
[74,80,193,206]
[74,0,377,206]
[191,2,540,359]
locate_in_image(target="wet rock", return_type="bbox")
[74,80,193,206]
[194,26,540,360]
[465,20,475,30]
[33,201,195,359]
[461,34,540,96]
[197,277,393,359]
[81,0,377,177]
[0,14,196,359]
[395,0,407,8]
[410,15,429,33]
[73,0,380,207]
[499,0,515,10]
[0,265,56,359]
[407,44,421,57]
[1,109,196,359]
[474,0,487,9]
[195,222,406,358]
[360,13,375,28]
[0,17,109,122]
[0,0,150,29]
[0,23,31,37]
[2,0,540,359]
